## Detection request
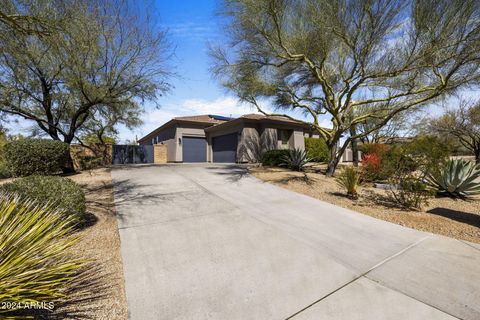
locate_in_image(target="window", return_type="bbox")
[278,129,292,148]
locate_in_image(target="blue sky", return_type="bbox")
[9,0,283,142]
[119,0,311,142]
[7,0,476,142]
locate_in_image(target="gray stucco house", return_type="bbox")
[138,114,313,163]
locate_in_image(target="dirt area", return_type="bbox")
[250,166,480,244]
[66,168,128,320]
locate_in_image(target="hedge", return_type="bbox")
[304,137,329,162]
[0,175,86,225]
[4,139,70,176]
[260,149,290,166]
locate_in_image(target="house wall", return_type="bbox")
[292,130,305,150]
[260,124,305,151]
[141,125,177,162]
[238,126,261,163]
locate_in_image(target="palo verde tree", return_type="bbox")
[0,0,54,36]
[0,0,171,171]
[211,0,480,176]
[429,99,480,163]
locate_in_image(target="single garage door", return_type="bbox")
[182,136,207,162]
[213,133,238,163]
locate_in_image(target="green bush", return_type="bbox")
[361,144,417,182]
[0,132,11,178]
[304,137,329,162]
[260,149,290,166]
[388,174,434,209]
[4,139,70,176]
[0,194,87,317]
[405,135,450,175]
[0,175,86,225]
[281,148,311,171]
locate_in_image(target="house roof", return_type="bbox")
[204,113,312,133]
[240,113,306,124]
[138,114,230,143]
[138,113,317,143]
[173,114,233,124]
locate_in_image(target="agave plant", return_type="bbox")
[335,166,361,199]
[426,159,480,198]
[0,194,86,317]
[281,148,311,171]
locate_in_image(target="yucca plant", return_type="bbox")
[0,194,86,317]
[335,166,361,199]
[426,159,480,198]
[281,148,311,171]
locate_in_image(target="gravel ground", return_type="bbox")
[250,166,480,244]
[65,168,128,319]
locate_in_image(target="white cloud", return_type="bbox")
[181,96,259,116]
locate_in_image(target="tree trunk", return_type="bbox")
[349,124,359,167]
[62,152,76,174]
[62,136,76,174]
[475,148,480,164]
[325,139,350,177]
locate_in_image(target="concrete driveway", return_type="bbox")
[112,164,480,320]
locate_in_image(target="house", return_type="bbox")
[138,114,313,163]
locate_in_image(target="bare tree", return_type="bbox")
[211,0,480,176]
[429,99,480,163]
[0,0,171,171]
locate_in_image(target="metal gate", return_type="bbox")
[112,145,154,164]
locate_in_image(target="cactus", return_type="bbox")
[281,148,311,171]
[426,159,480,198]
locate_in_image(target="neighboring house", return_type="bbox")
[138,114,313,163]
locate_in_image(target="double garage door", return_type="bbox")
[182,133,237,163]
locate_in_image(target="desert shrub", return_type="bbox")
[260,149,290,166]
[4,139,70,176]
[381,145,417,177]
[335,166,361,199]
[0,194,86,317]
[405,135,450,175]
[361,144,417,182]
[304,137,329,162]
[79,156,105,170]
[388,173,434,209]
[359,143,390,158]
[426,159,480,198]
[0,133,10,178]
[281,148,311,171]
[360,153,382,181]
[0,175,86,225]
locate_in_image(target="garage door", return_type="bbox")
[213,133,237,163]
[182,136,207,162]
